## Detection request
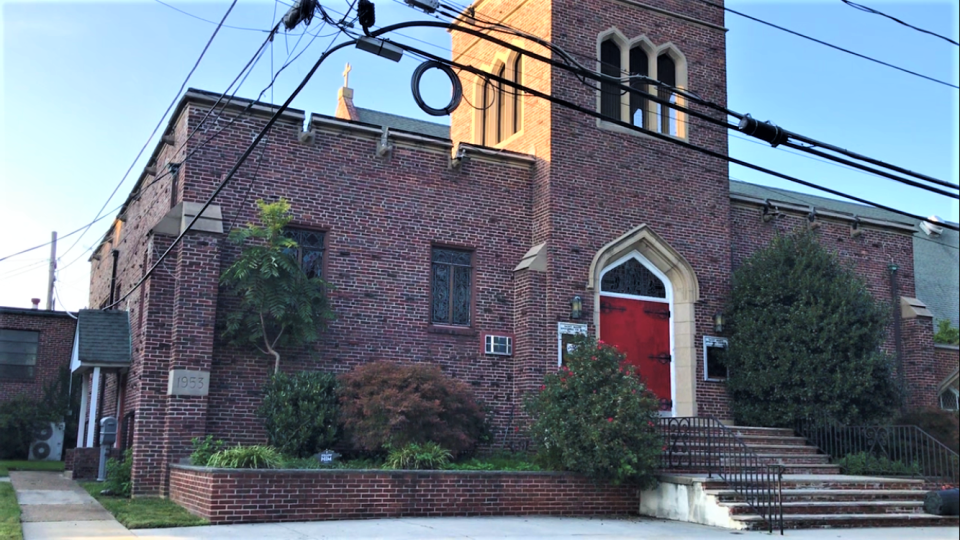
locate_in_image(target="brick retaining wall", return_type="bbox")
[169,466,639,524]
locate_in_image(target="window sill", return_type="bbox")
[596,118,688,142]
[704,377,727,383]
[428,325,478,337]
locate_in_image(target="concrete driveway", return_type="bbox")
[132,516,959,539]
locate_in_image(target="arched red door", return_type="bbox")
[598,255,673,413]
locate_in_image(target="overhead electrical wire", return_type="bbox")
[358,19,959,231]
[58,1,240,264]
[428,3,960,196]
[103,16,358,310]
[689,0,958,89]
[153,0,273,32]
[841,0,959,47]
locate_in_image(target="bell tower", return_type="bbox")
[451,0,732,417]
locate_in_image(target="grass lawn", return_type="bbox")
[0,460,65,477]
[80,482,207,529]
[0,482,22,540]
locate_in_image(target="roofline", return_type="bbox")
[308,113,537,168]
[0,306,77,319]
[90,89,309,259]
[730,193,918,234]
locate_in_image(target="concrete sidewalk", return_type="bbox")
[10,470,135,540]
[132,517,960,539]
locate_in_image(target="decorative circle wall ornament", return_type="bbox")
[411,60,463,116]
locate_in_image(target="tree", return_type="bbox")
[725,231,898,427]
[220,199,334,373]
[933,319,959,345]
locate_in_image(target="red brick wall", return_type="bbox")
[65,447,115,480]
[169,466,638,524]
[934,344,959,389]
[0,308,76,404]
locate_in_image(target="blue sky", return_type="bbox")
[1,0,958,311]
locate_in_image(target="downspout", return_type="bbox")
[108,249,119,308]
[889,264,905,412]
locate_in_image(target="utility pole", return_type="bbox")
[47,231,57,310]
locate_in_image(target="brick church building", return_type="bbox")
[77,0,949,495]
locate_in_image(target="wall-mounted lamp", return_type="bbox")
[807,209,820,229]
[713,310,724,334]
[570,295,583,320]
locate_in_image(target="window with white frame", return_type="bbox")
[484,335,512,356]
[704,336,728,381]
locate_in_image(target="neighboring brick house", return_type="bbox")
[0,306,76,405]
[81,0,943,495]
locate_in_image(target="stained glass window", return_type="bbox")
[601,258,666,298]
[432,247,472,326]
[283,228,325,279]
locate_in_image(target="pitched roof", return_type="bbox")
[354,107,450,139]
[730,179,959,327]
[76,309,131,366]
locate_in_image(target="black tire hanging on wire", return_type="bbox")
[411,60,462,117]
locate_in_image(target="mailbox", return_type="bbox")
[99,416,117,446]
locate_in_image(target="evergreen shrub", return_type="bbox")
[725,231,898,427]
[525,337,662,487]
[257,371,339,458]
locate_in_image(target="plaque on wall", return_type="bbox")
[557,322,588,367]
[167,369,210,396]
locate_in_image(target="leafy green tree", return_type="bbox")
[525,337,662,486]
[220,199,334,373]
[725,231,898,427]
[933,319,960,345]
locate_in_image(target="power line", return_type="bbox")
[153,0,273,32]
[690,0,958,90]
[59,1,240,263]
[386,13,959,199]
[841,0,959,47]
[370,26,959,232]
[104,27,358,310]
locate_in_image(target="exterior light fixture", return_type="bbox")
[570,295,583,320]
[713,310,724,334]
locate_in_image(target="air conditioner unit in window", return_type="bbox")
[484,335,512,356]
[29,422,65,461]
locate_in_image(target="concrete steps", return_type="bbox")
[702,425,951,530]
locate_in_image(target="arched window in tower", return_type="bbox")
[600,39,621,121]
[656,53,678,136]
[479,58,522,146]
[511,54,522,135]
[629,47,648,128]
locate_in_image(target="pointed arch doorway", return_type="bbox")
[588,225,700,417]
[599,252,674,414]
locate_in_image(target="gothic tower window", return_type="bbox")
[600,39,621,120]
[629,47,648,128]
[656,53,678,136]
[480,55,523,146]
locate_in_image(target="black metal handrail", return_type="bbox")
[657,416,784,534]
[796,419,959,485]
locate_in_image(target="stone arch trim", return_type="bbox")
[588,224,700,416]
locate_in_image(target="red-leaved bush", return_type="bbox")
[338,361,486,457]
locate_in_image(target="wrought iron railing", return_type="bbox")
[658,417,784,534]
[796,419,959,485]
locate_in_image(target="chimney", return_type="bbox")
[31,298,40,310]
[335,62,360,121]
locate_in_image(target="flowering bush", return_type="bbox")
[525,337,662,487]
